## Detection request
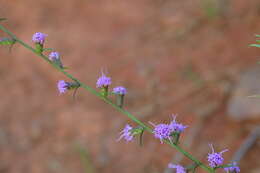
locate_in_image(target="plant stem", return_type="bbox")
[0,24,213,172]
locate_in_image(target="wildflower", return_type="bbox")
[169,115,188,133]
[32,32,47,45]
[49,52,63,68]
[150,122,172,143]
[224,162,240,173]
[96,72,111,98]
[57,80,69,94]
[96,73,111,88]
[113,86,127,95]
[113,86,127,108]
[168,163,186,173]
[57,80,80,94]
[150,115,187,144]
[117,124,134,142]
[49,52,60,61]
[207,144,228,168]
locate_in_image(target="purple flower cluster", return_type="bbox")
[150,123,172,143]
[150,115,187,143]
[207,144,228,168]
[48,51,60,61]
[168,163,186,173]
[57,80,80,95]
[224,162,240,173]
[117,124,134,142]
[49,51,63,68]
[57,80,69,94]
[113,86,127,95]
[32,32,47,45]
[96,73,112,88]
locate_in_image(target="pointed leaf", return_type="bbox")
[0,38,15,45]
[139,129,144,147]
[249,44,260,48]
[43,48,54,51]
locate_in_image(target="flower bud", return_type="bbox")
[49,51,63,68]
[57,80,80,94]
[32,32,47,54]
[113,86,127,108]
[96,72,111,98]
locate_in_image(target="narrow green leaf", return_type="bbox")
[249,44,260,48]
[0,38,15,45]
[215,164,234,169]
[256,40,260,43]
[139,128,144,146]
[255,34,260,37]
[43,48,54,51]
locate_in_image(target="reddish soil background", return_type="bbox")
[0,0,260,173]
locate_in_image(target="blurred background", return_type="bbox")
[0,0,260,172]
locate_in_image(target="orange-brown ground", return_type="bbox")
[0,0,260,173]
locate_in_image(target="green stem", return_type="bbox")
[0,24,213,172]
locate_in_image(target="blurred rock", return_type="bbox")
[227,66,260,120]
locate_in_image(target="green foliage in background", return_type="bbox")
[249,35,260,48]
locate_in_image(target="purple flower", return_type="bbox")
[113,86,127,95]
[49,52,60,61]
[150,122,172,143]
[207,144,228,168]
[169,115,188,133]
[49,52,63,68]
[57,80,69,94]
[96,73,111,88]
[224,162,240,173]
[117,124,134,142]
[32,32,47,45]
[168,163,186,173]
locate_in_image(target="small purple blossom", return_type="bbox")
[57,80,69,94]
[168,163,186,173]
[224,162,240,173]
[96,73,112,88]
[117,124,134,142]
[150,115,187,143]
[207,144,228,168]
[113,86,127,95]
[49,52,63,68]
[150,122,172,143]
[32,32,47,45]
[169,115,188,133]
[49,52,60,61]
